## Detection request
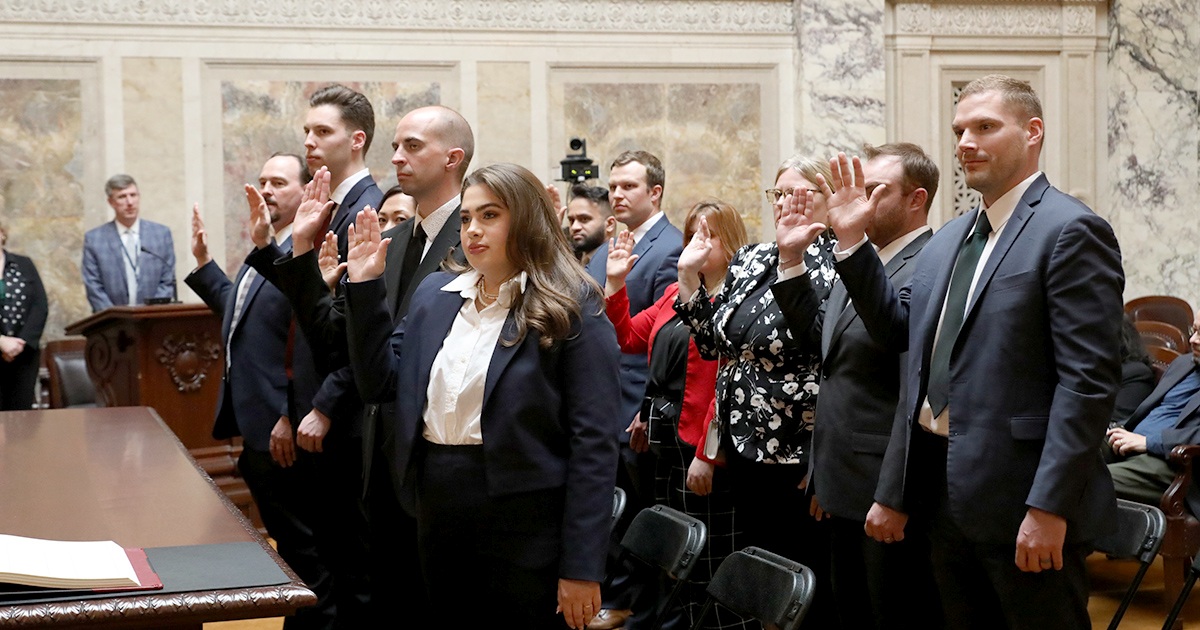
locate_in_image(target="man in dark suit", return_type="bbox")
[782,75,1124,628]
[774,142,941,629]
[584,150,682,630]
[248,105,474,619]
[82,174,176,311]
[303,84,382,262]
[185,153,335,629]
[1107,310,1200,513]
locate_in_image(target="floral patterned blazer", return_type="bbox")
[675,236,836,464]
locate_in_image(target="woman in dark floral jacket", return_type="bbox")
[674,154,836,627]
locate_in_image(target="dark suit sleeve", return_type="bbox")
[771,274,825,348]
[558,293,622,581]
[344,277,402,404]
[247,244,350,371]
[184,260,234,319]
[834,245,911,353]
[1027,213,1124,517]
[874,359,914,510]
[14,256,48,349]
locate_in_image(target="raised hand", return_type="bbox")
[545,183,567,227]
[677,215,713,300]
[775,188,825,269]
[822,152,880,246]
[346,207,391,283]
[318,232,347,292]
[245,185,272,249]
[190,203,212,267]
[292,167,334,256]
[604,230,639,296]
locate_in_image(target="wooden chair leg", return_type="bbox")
[1164,556,1188,630]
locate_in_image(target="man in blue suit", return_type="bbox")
[789,75,1123,628]
[82,174,176,311]
[584,150,682,630]
[184,153,335,629]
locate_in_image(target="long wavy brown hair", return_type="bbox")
[456,163,602,348]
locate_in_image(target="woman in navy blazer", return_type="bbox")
[343,163,621,630]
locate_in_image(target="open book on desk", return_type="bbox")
[0,533,162,595]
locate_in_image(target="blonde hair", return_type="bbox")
[458,163,602,348]
[775,154,834,188]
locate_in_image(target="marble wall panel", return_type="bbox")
[562,82,765,237]
[476,62,532,169]
[1108,0,1200,306]
[794,0,886,157]
[219,80,440,272]
[123,57,186,290]
[0,78,85,341]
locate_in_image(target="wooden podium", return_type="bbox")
[65,304,255,525]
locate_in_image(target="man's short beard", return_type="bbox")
[573,229,606,255]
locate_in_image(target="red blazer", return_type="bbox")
[606,282,719,464]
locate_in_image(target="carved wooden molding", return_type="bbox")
[156,333,221,393]
[0,0,795,33]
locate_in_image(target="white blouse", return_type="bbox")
[422,269,527,445]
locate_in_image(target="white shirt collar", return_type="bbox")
[117,218,141,235]
[630,210,664,244]
[330,168,372,205]
[876,226,931,265]
[275,224,294,244]
[413,194,460,240]
[442,269,528,309]
[977,171,1042,237]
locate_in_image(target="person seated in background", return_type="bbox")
[378,185,416,231]
[1107,309,1200,512]
[0,222,47,411]
[604,199,752,628]
[1112,314,1156,424]
[82,174,176,311]
[342,163,620,630]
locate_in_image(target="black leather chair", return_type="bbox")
[611,487,627,529]
[691,546,815,630]
[613,505,707,630]
[1093,499,1165,629]
[43,338,96,409]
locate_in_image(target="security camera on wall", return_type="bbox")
[559,137,599,183]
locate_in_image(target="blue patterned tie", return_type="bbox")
[928,210,992,416]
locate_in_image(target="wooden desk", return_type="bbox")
[0,407,315,628]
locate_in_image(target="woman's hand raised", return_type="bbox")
[677,215,713,300]
[775,188,825,270]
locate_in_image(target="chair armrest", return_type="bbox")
[1161,445,1200,519]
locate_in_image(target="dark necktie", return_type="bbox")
[311,202,336,252]
[398,223,427,296]
[928,210,993,416]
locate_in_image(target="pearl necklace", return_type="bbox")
[476,275,499,302]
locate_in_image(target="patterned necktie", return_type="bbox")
[927,210,993,416]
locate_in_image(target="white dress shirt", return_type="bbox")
[411,195,460,259]
[630,211,664,245]
[119,219,141,305]
[330,168,372,206]
[422,269,528,445]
